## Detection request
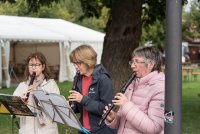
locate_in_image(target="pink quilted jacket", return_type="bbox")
[106,71,165,134]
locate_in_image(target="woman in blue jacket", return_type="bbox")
[68,44,116,134]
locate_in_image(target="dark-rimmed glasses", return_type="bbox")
[29,63,42,68]
[73,61,83,67]
[128,60,146,66]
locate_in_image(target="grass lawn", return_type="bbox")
[182,79,200,134]
[0,77,200,134]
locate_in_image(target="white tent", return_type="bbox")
[0,15,105,88]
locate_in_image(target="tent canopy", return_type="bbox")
[0,15,105,88]
[0,15,105,42]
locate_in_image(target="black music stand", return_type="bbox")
[0,93,35,134]
[33,90,90,134]
[0,93,35,116]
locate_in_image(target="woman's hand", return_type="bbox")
[21,94,28,104]
[21,85,37,103]
[68,90,83,103]
[103,105,116,123]
[27,85,37,93]
[112,93,128,106]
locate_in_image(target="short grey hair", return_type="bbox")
[131,46,163,72]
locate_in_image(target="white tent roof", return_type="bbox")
[0,15,105,42]
[0,15,105,88]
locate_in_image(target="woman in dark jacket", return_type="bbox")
[68,44,116,134]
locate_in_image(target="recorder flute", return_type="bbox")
[98,72,136,126]
[69,71,80,107]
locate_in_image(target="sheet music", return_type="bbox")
[33,90,83,131]
[0,93,35,116]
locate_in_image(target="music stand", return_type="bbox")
[0,93,35,116]
[33,90,90,134]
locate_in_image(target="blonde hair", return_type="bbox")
[69,44,97,68]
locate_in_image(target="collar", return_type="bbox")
[135,71,164,85]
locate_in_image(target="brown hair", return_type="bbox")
[23,52,51,81]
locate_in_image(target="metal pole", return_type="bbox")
[165,0,182,134]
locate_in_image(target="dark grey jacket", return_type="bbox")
[72,64,117,134]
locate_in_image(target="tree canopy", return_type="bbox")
[183,0,200,39]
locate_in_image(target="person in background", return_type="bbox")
[104,46,165,134]
[13,52,60,134]
[68,44,117,134]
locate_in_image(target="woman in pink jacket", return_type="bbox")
[104,46,165,134]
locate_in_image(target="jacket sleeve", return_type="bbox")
[105,112,121,129]
[13,82,27,96]
[80,74,114,115]
[46,79,60,94]
[120,84,164,134]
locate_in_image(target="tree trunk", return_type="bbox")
[101,0,143,90]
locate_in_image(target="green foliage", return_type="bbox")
[183,0,200,39]
[77,0,166,27]
[79,0,110,18]
[0,1,16,15]
[35,2,74,21]
[59,0,84,21]
[0,0,15,3]
[137,0,166,51]
[25,0,59,13]
[142,0,188,26]
[0,1,28,15]
[141,0,187,50]
[80,6,109,32]
[97,7,110,30]
[80,17,101,32]
[141,19,165,51]
[142,0,165,27]
[0,0,107,32]
[0,0,75,21]
[0,0,60,13]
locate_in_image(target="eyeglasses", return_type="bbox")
[128,60,146,66]
[72,61,83,67]
[29,63,42,68]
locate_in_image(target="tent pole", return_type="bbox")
[0,41,2,88]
